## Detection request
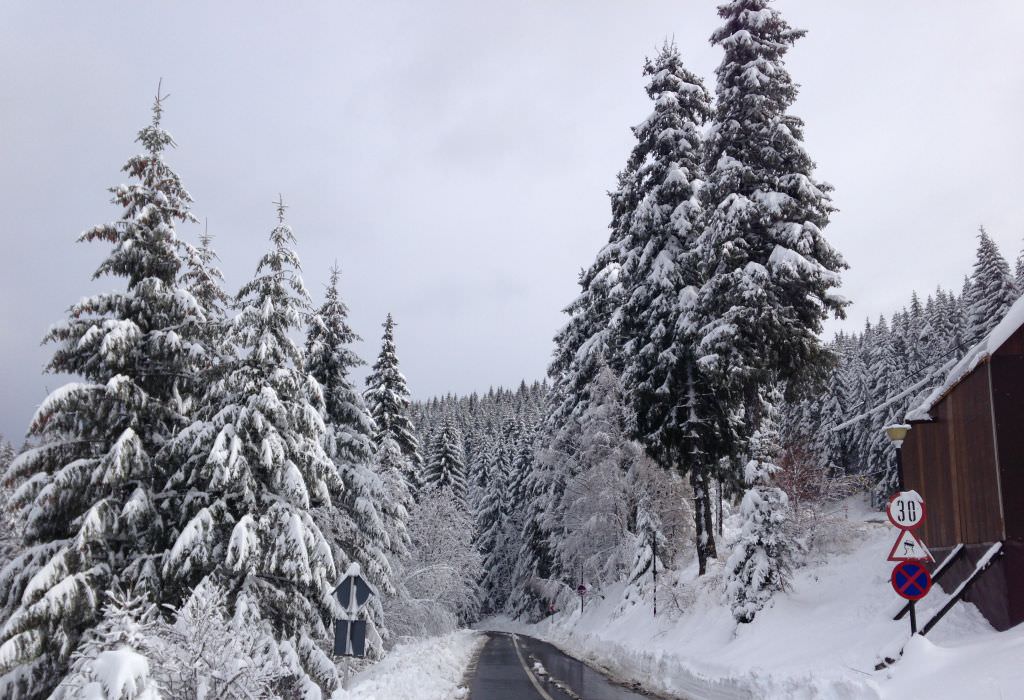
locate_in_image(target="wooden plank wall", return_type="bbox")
[946,365,1004,543]
[905,418,956,547]
[904,363,1005,547]
[992,327,1024,542]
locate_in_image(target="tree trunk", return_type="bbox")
[690,468,718,575]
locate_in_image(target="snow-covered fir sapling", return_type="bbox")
[51,585,160,700]
[726,394,792,623]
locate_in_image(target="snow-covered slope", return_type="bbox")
[485,498,1019,699]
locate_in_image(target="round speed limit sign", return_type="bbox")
[887,491,925,529]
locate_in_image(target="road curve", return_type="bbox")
[468,631,655,700]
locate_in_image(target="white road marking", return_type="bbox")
[511,633,556,700]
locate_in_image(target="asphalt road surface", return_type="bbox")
[468,632,655,700]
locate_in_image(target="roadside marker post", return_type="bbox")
[332,564,377,689]
[576,583,586,614]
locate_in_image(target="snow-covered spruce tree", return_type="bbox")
[0,438,21,575]
[1016,241,1024,292]
[162,202,342,695]
[0,438,17,564]
[475,439,514,614]
[179,222,234,403]
[372,436,415,551]
[0,94,206,698]
[364,314,423,496]
[305,263,402,653]
[51,585,160,700]
[866,317,901,504]
[966,227,1018,345]
[615,41,735,576]
[506,444,558,620]
[423,418,468,507]
[695,0,847,412]
[725,391,791,623]
[306,265,401,581]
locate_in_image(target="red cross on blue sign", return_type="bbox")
[891,560,932,601]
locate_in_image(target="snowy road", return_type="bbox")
[469,632,657,700]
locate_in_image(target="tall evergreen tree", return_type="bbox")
[162,201,342,694]
[695,0,847,405]
[0,93,204,698]
[364,314,423,496]
[616,41,731,575]
[966,227,1018,345]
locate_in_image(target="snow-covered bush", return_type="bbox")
[384,486,482,641]
[775,431,869,560]
[149,579,286,698]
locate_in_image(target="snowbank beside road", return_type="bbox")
[332,629,483,700]
[484,498,1016,699]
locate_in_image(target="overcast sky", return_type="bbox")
[2,1,1024,441]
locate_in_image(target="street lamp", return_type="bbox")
[884,424,911,491]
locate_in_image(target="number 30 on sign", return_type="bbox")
[887,491,925,529]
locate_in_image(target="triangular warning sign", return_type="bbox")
[887,528,934,562]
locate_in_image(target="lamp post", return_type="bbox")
[884,423,915,634]
[884,424,911,491]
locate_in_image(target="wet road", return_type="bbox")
[469,632,654,700]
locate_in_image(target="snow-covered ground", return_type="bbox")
[331,629,483,700]
[484,497,1021,699]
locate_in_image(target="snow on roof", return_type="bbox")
[907,294,1024,422]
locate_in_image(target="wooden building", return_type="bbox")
[901,299,1024,631]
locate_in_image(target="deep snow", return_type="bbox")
[331,629,483,700]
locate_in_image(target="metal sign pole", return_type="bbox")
[652,531,657,618]
[909,601,917,635]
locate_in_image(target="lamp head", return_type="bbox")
[884,424,910,446]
